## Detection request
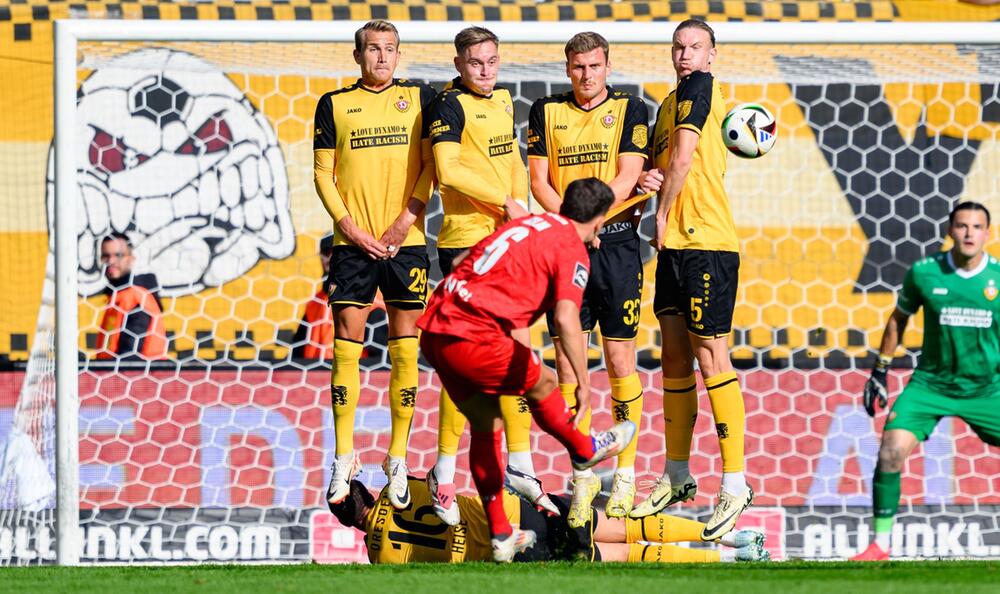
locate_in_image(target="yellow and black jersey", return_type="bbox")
[364,478,521,564]
[652,71,737,252]
[527,87,648,196]
[428,78,528,249]
[313,78,437,248]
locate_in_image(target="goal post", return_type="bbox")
[27,19,1000,565]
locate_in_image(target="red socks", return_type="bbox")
[469,389,597,538]
[528,389,594,459]
[470,429,511,538]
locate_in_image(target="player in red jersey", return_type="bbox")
[418,178,637,562]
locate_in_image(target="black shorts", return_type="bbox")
[327,245,428,310]
[547,226,643,341]
[653,248,739,338]
[437,246,467,278]
[513,495,597,562]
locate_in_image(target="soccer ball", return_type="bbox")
[721,103,777,159]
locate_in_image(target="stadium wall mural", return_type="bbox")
[0,2,999,563]
[1,39,999,364]
[59,48,296,299]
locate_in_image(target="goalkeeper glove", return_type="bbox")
[863,354,891,417]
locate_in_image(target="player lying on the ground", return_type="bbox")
[329,475,770,564]
[416,177,636,562]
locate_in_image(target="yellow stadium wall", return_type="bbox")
[1,2,999,364]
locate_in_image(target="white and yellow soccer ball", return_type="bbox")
[721,103,777,159]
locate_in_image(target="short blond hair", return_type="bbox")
[454,26,499,55]
[354,20,399,52]
[564,32,609,61]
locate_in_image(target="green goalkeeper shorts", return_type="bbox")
[884,380,1000,446]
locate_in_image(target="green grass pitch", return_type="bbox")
[3,561,1000,593]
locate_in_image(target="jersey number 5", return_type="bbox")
[690,297,703,322]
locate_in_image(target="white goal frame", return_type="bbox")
[52,18,1000,566]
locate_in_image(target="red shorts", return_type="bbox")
[419,331,542,400]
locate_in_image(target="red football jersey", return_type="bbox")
[418,213,589,336]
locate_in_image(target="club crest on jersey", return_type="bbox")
[505,103,514,116]
[678,100,693,122]
[601,113,616,128]
[632,125,648,149]
[573,263,589,289]
[395,98,410,112]
[986,280,998,301]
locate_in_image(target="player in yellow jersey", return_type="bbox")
[527,32,653,524]
[631,20,752,540]
[313,20,437,511]
[424,26,557,526]
[328,475,769,564]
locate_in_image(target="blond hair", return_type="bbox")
[354,20,399,51]
[454,26,499,55]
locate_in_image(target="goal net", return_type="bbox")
[2,20,999,564]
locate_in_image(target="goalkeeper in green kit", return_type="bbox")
[853,201,1000,561]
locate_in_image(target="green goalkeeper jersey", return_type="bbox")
[897,251,1000,398]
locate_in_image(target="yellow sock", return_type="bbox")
[437,388,466,456]
[662,375,698,462]
[609,374,643,467]
[704,371,745,473]
[387,336,419,458]
[627,543,720,563]
[332,339,363,456]
[560,383,591,434]
[625,514,706,544]
[500,396,532,454]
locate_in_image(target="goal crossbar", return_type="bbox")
[52,18,1000,565]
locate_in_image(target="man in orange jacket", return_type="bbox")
[293,234,336,360]
[95,232,167,360]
